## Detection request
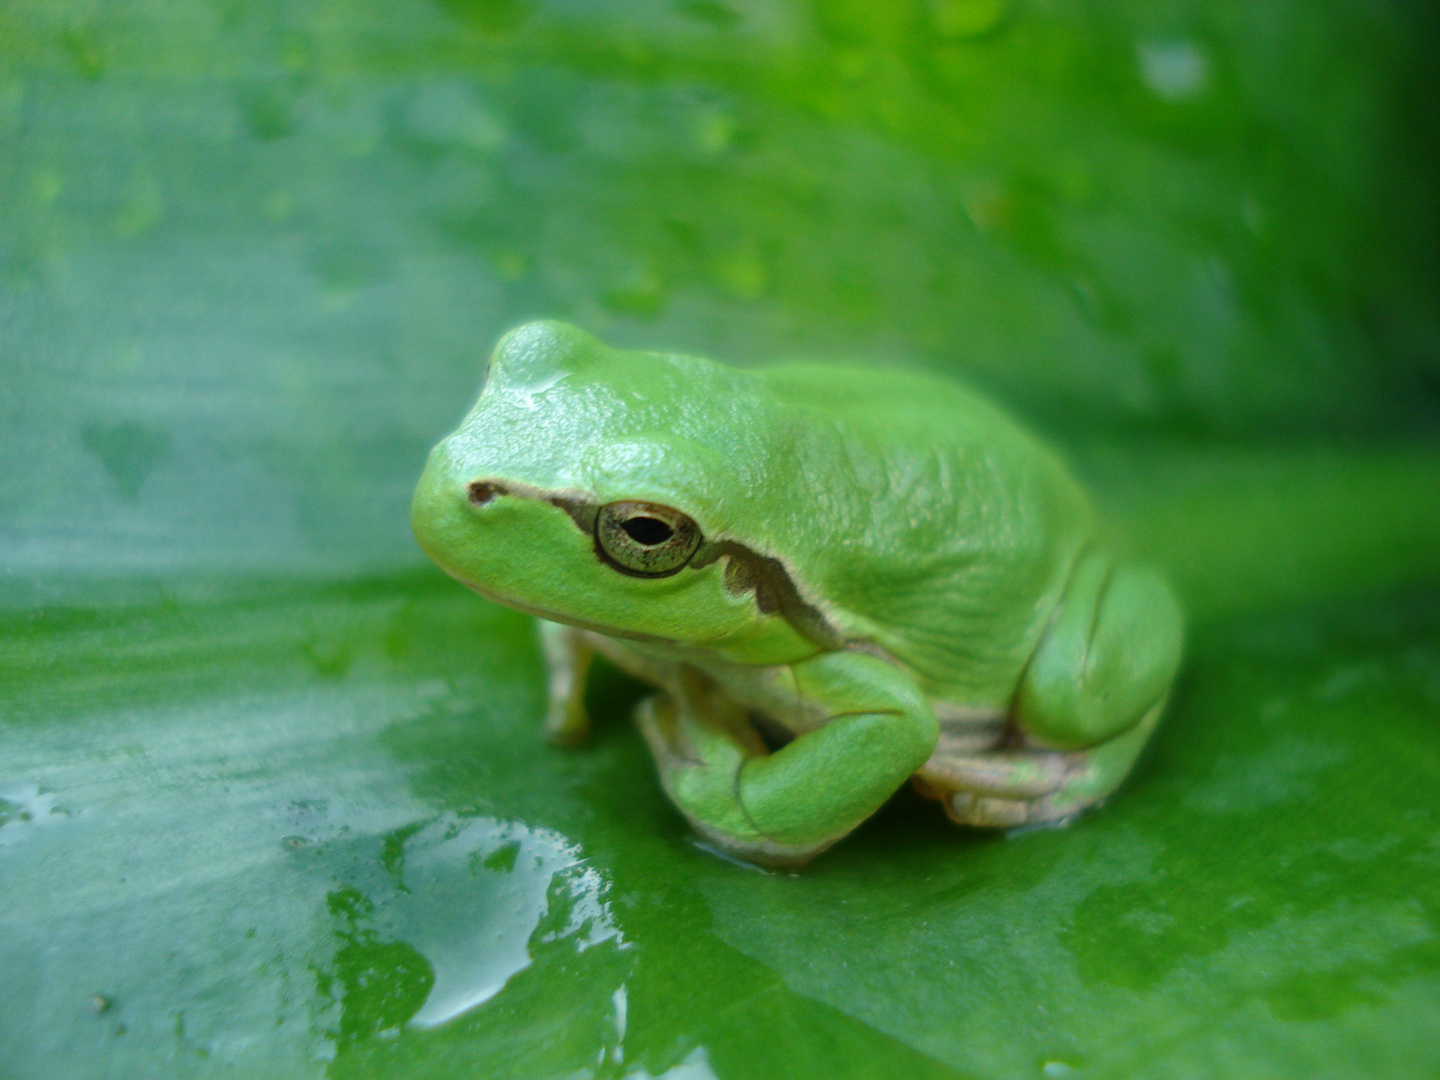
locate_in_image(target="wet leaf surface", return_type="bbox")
[2,579,1439,1078]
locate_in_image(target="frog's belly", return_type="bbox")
[582,629,1009,756]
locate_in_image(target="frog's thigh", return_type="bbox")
[919,552,1182,827]
[1016,551,1183,749]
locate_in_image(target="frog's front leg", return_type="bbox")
[538,620,595,745]
[637,651,938,866]
[917,551,1183,827]
[538,621,683,744]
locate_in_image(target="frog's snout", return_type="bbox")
[410,449,476,562]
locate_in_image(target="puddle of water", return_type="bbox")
[317,813,624,1034]
[0,784,75,851]
[392,815,622,1029]
[625,1046,719,1080]
[0,677,627,1076]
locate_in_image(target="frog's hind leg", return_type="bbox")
[916,550,1182,828]
[916,701,1165,827]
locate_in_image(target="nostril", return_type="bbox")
[468,481,501,505]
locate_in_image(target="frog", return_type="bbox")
[411,320,1184,866]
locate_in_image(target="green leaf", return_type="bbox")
[3,579,1439,1078]
[2,0,1438,1077]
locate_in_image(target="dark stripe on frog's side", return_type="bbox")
[692,539,843,650]
[467,479,842,650]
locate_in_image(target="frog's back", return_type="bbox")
[753,362,1095,709]
[758,362,1040,455]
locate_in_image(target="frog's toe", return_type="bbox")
[942,790,1087,828]
[917,748,1078,800]
[943,792,1029,827]
[926,700,1167,829]
[926,751,1105,827]
[634,692,686,767]
[919,741,1100,828]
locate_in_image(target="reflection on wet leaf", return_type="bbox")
[312,814,623,1046]
[349,814,621,1031]
[321,885,436,1044]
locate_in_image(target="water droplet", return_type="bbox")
[1,785,75,850]
[603,269,670,319]
[929,0,1006,39]
[636,1046,721,1079]
[81,421,172,501]
[676,0,741,30]
[713,247,767,300]
[612,983,628,1043]
[1137,39,1209,102]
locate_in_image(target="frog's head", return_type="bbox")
[411,321,817,652]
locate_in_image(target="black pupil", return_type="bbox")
[622,516,674,546]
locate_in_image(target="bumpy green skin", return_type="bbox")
[412,321,1183,865]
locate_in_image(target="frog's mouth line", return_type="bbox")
[440,564,685,647]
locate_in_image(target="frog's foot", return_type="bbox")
[914,701,1164,828]
[634,686,819,866]
[635,654,938,867]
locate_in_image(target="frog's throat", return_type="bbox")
[446,569,686,648]
[466,478,844,651]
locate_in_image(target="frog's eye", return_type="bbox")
[595,501,702,577]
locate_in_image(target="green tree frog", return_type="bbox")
[412,321,1183,865]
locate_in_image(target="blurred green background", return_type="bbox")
[2,1,1439,1078]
